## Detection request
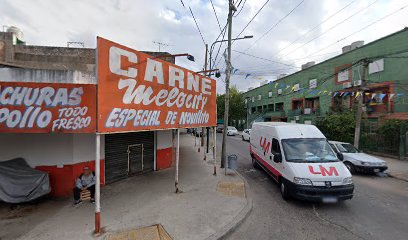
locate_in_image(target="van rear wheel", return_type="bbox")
[280,179,290,201]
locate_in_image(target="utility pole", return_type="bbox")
[354,59,369,149]
[202,44,208,148]
[221,0,235,168]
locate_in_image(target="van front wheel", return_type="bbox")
[280,179,290,201]
[252,156,259,169]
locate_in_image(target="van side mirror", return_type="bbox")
[337,152,344,161]
[274,153,282,163]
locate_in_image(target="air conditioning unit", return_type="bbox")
[295,116,300,121]
[303,108,312,115]
[354,80,362,86]
[343,82,352,89]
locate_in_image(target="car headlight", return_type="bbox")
[294,177,313,186]
[342,177,353,185]
[358,161,370,166]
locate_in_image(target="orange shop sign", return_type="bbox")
[97,37,217,133]
[0,82,96,133]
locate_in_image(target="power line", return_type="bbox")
[280,0,380,58]
[209,0,223,32]
[233,50,300,68]
[303,4,408,59]
[233,0,271,41]
[188,6,207,46]
[246,0,306,51]
[234,0,247,17]
[274,0,357,56]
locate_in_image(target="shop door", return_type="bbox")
[128,144,144,175]
[105,132,154,184]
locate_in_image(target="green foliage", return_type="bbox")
[379,119,406,149]
[216,85,246,125]
[315,111,356,143]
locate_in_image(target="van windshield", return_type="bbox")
[281,138,339,163]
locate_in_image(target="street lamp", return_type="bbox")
[208,35,253,76]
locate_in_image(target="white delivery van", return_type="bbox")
[250,122,354,202]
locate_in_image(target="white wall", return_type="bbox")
[0,133,73,167]
[157,130,173,149]
[0,68,96,84]
[0,133,102,167]
[73,134,105,163]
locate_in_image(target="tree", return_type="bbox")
[216,85,246,125]
[315,110,356,143]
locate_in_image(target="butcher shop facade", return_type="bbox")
[0,35,216,203]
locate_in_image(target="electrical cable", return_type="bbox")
[188,6,207,46]
[303,4,408,58]
[233,0,271,42]
[234,0,247,17]
[279,0,380,58]
[274,0,357,56]
[210,0,223,32]
[245,0,306,51]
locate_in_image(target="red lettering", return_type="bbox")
[320,166,339,176]
[259,136,271,154]
[308,165,339,176]
[308,165,321,175]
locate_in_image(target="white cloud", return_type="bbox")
[0,0,406,94]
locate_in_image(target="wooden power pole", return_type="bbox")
[221,0,235,168]
[354,60,369,149]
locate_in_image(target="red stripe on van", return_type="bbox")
[251,148,281,178]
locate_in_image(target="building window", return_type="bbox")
[305,97,320,109]
[335,64,352,85]
[292,99,303,110]
[257,106,262,112]
[369,59,384,74]
[258,95,262,100]
[251,107,256,113]
[267,104,274,111]
[275,102,284,111]
[278,89,282,95]
[245,99,247,104]
[268,91,273,97]
[293,83,300,92]
[309,79,317,88]
[252,97,255,102]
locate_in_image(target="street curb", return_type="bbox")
[205,170,253,240]
[387,172,408,182]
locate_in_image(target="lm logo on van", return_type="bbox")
[308,165,339,176]
[259,136,271,154]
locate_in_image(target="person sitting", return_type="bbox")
[73,166,95,205]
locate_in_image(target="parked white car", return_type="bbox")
[242,129,251,141]
[328,141,388,174]
[226,126,238,136]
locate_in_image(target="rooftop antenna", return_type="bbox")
[152,41,172,52]
[67,41,85,48]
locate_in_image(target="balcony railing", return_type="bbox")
[287,108,320,117]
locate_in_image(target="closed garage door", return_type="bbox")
[105,131,155,184]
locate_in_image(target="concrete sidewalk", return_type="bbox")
[4,133,250,240]
[381,156,408,182]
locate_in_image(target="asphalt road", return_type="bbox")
[217,133,408,240]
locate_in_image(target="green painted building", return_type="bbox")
[242,28,408,127]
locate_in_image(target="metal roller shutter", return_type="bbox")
[105,131,154,184]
